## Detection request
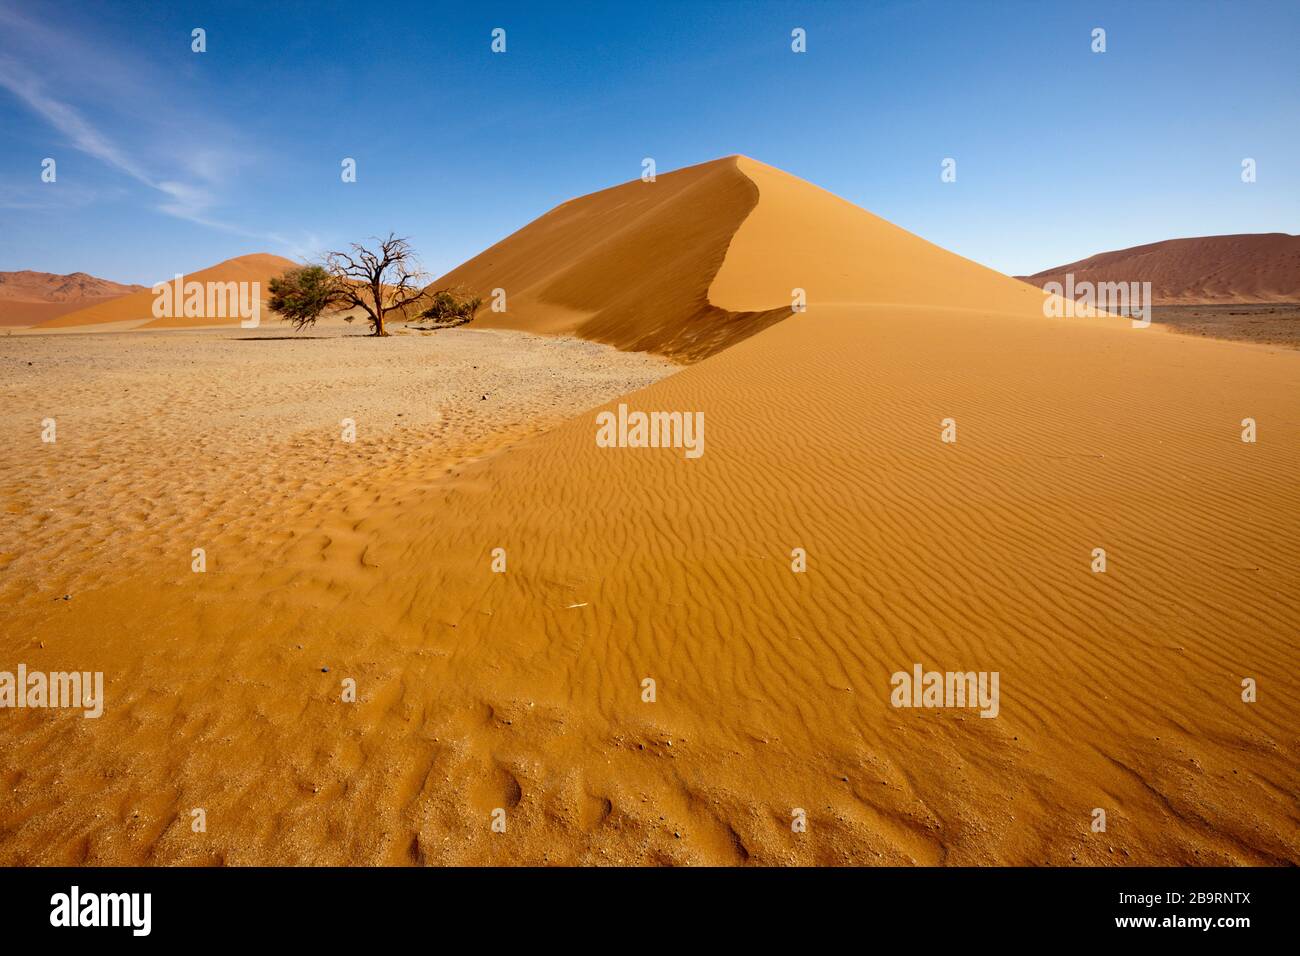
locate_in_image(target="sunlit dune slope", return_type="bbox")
[713,156,1054,318]
[35,254,296,329]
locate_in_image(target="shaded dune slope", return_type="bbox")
[435,157,793,361]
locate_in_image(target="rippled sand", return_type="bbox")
[1,158,1296,866]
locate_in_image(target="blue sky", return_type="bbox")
[1,0,1296,284]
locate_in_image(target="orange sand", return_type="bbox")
[1,158,1296,865]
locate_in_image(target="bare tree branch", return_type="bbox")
[317,234,436,336]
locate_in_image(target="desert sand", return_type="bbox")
[0,322,675,608]
[1,157,1296,865]
[0,270,146,328]
[1150,303,1300,349]
[1020,233,1300,305]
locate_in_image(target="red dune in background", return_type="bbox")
[0,270,146,327]
[1019,233,1300,304]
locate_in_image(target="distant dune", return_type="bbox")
[34,253,296,330]
[1019,233,1300,304]
[0,270,146,327]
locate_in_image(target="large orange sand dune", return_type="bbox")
[431,157,790,360]
[1,158,1296,865]
[441,156,1079,358]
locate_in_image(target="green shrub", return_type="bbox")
[267,265,341,330]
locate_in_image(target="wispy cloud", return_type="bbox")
[0,3,303,251]
[0,55,154,180]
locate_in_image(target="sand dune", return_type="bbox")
[443,156,1081,358]
[34,253,296,330]
[433,157,793,360]
[0,270,145,328]
[714,157,1055,317]
[1020,233,1300,304]
[1,159,1296,866]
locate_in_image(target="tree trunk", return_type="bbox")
[371,280,387,336]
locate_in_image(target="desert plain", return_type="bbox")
[0,157,1297,865]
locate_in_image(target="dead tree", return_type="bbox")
[324,234,435,336]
